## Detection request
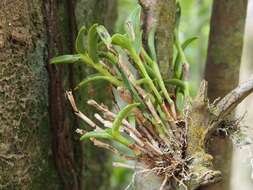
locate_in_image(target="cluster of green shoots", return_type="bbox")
[51,4,197,183]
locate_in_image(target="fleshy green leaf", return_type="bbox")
[75,74,115,90]
[182,36,198,49]
[175,2,181,29]
[80,130,112,141]
[75,26,86,54]
[88,24,99,62]
[176,91,184,112]
[164,79,186,90]
[174,36,198,78]
[111,34,132,50]
[125,5,142,53]
[128,115,136,128]
[147,24,157,62]
[96,25,112,49]
[50,54,81,64]
[118,68,144,108]
[98,52,117,65]
[112,103,140,136]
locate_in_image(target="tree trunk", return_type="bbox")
[203,0,248,190]
[45,0,118,189]
[0,0,117,189]
[0,0,61,189]
[139,0,176,80]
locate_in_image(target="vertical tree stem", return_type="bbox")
[203,1,248,190]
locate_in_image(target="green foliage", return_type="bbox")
[96,25,112,49]
[125,5,142,53]
[176,92,184,113]
[50,1,196,158]
[80,102,139,147]
[173,36,198,78]
[49,1,219,188]
[112,103,139,136]
[75,26,86,54]
[88,24,99,62]
[179,0,212,95]
[111,33,132,50]
[50,54,81,64]
[80,130,112,141]
[75,74,114,90]
[147,24,157,62]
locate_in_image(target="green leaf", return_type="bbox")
[164,79,186,90]
[118,68,145,108]
[80,130,112,141]
[175,2,181,29]
[50,54,81,64]
[125,5,142,53]
[96,25,112,49]
[75,26,86,54]
[98,52,117,65]
[135,78,149,85]
[176,91,184,113]
[174,36,198,79]
[144,64,156,79]
[147,24,157,62]
[112,34,132,50]
[182,36,198,49]
[112,103,140,136]
[88,24,99,62]
[75,74,115,90]
[128,115,136,128]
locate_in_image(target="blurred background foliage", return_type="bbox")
[109,0,213,189]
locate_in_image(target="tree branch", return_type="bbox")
[213,78,253,120]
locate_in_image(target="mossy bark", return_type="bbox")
[45,0,118,189]
[0,0,117,189]
[0,0,61,189]
[203,0,248,190]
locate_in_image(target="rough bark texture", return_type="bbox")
[44,0,82,189]
[0,0,60,189]
[139,0,176,80]
[75,0,117,33]
[0,0,117,189]
[44,0,118,189]
[203,0,248,190]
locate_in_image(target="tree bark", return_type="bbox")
[139,0,176,80]
[44,0,118,189]
[203,0,248,190]
[0,0,61,189]
[0,0,117,189]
